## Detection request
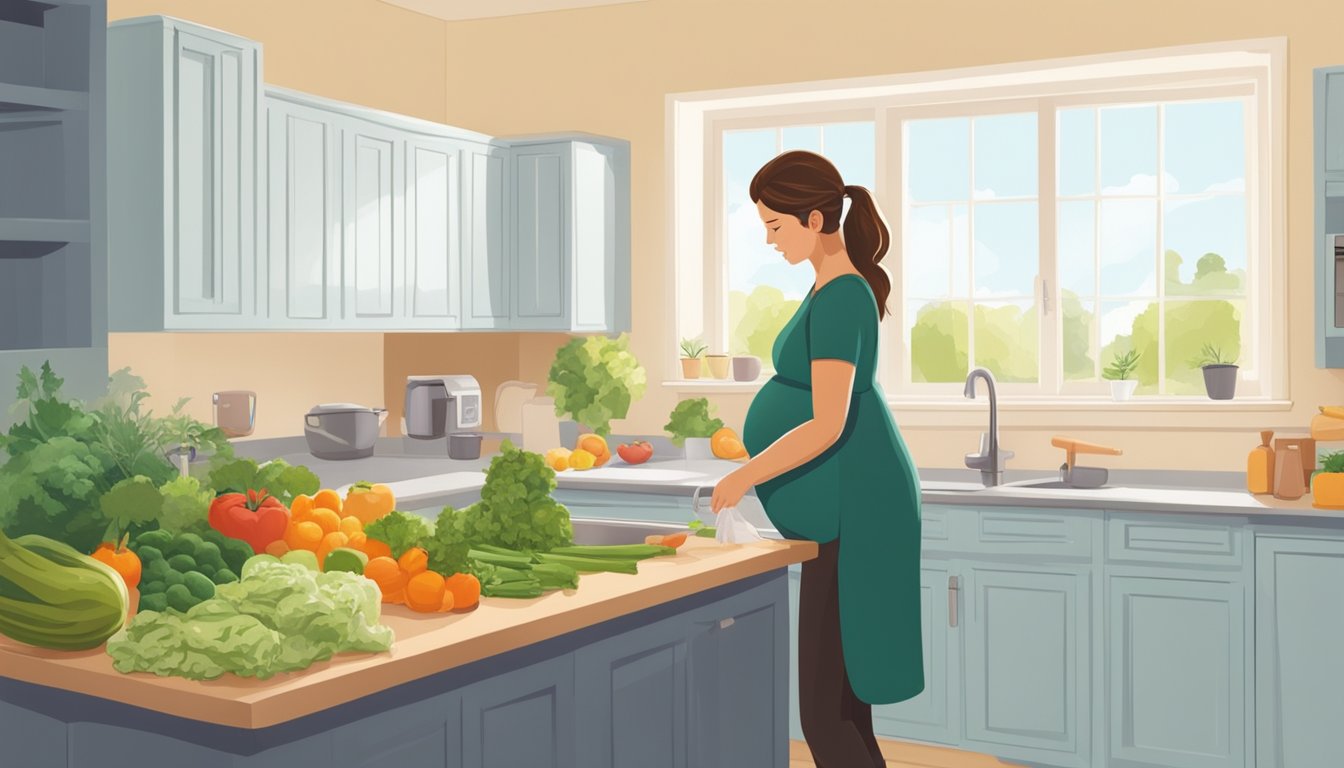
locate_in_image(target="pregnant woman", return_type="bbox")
[710,150,924,767]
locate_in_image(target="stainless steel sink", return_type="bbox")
[571,518,688,546]
[920,480,990,492]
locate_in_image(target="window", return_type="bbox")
[673,40,1284,404]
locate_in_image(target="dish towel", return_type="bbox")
[716,506,764,544]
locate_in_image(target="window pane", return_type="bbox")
[1058,200,1096,297]
[1100,105,1157,194]
[1164,299,1243,395]
[1164,101,1245,195]
[1058,108,1096,196]
[908,118,969,202]
[723,129,775,210]
[974,300,1038,383]
[782,125,821,153]
[1099,199,1157,296]
[1163,195,1246,295]
[1100,299,1157,394]
[1062,295,1097,381]
[728,284,803,361]
[906,205,952,298]
[823,122,876,189]
[974,201,1038,297]
[952,203,970,297]
[909,300,969,382]
[974,113,1037,198]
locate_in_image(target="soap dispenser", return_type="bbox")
[1247,430,1275,494]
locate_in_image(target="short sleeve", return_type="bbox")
[807,279,872,364]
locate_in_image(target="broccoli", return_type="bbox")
[137,545,164,564]
[140,580,165,595]
[167,554,197,573]
[182,571,215,602]
[167,533,203,559]
[165,584,198,613]
[195,541,225,570]
[138,593,168,613]
[164,570,185,587]
[196,562,216,578]
[211,568,238,586]
[144,558,171,581]
[134,530,173,551]
[203,529,253,573]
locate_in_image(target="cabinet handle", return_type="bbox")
[718,617,735,630]
[948,575,959,628]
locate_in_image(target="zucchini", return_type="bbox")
[0,530,129,650]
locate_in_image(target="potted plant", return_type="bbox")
[1190,343,1238,400]
[705,351,730,379]
[1313,450,1344,509]
[546,333,648,438]
[664,397,725,460]
[1102,349,1141,401]
[680,337,707,379]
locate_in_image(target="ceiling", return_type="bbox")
[380,0,649,21]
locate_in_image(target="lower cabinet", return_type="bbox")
[1255,535,1344,768]
[333,691,460,768]
[460,654,576,768]
[871,563,956,747]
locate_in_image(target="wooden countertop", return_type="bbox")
[0,536,815,730]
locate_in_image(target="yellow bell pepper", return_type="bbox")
[343,481,396,525]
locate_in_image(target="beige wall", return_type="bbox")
[105,0,446,438]
[432,0,1344,472]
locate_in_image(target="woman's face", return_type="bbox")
[757,200,820,266]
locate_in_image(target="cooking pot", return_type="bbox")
[304,404,387,460]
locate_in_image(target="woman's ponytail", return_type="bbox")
[842,185,892,320]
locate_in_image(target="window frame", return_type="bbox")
[668,41,1287,409]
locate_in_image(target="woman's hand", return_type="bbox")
[711,466,755,514]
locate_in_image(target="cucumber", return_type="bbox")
[0,530,128,651]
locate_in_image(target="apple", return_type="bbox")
[617,440,654,465]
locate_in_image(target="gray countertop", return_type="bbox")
[226,435,1344,528]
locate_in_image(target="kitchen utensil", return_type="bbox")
[732,355,762,381]
[494,381,536,434]
[1050,436,1122,488]
[304,403,386,460]
[1247,430,1275,494]
[404,375,481,439]
[522,396,562,454]
[1274,437,1316,486]
[212,390,256,438]
[449,432,483,460]
[1274,445,1306,500]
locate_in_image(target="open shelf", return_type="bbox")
[0,115,88,221]
[0,82,87,112]
[0,217,90,245]
[0,240,93,350]
[0,1,90,94]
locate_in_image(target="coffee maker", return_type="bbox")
[404,375,481,439]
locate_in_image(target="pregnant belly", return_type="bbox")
[743,377,814,457]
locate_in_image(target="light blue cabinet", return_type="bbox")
[404,137,463,329]
[871,563,956,746]
[510,142,569,330]
[461,653,576,768]
[1255,534,1344,768]
[1315,66,1344,366]
[341,117,405,327]
[265,95,342,326]
[1325,70,1344,177]
[463,141,510,329]
[107,16,261,331]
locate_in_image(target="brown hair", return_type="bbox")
[748,150,892,319]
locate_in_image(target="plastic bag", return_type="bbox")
[716,505,764,543]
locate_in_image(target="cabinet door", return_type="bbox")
[1256,536,1344,768]
[405,138,461,328]
[1326,71,1344,176]
[962,565,1090,768]
[687,579,787,768]
[171,29,254,320]
[341,119,403,325]
[461,653,575,768]
[570,141,620,333]
[1109,571,1244,768]
[266,100,341,325]
[574,613,689,768]
[871,562,958,746]
[464,142,509,329]
[332,690,460,768]
[511,143,568,329]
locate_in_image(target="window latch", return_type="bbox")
[1041,277,1051,316]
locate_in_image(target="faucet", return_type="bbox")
[963,367,1013,486]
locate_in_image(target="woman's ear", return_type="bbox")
[808,210,824,231]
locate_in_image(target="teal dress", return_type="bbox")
[741,274,925,705]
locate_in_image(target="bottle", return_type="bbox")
[1274,445,1305,501]
[1247,430,1275,494]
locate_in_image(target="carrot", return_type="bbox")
[661,532,688,548]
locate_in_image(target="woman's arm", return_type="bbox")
[710,358,855,512]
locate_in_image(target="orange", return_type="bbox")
[577,433,610,466]
[264,539,291,558]
[439,589,457,612]
[405,571,446,613]
[363,538,393,560]
[316,531,349,569]
[398,547,429,576]
[346,531,368,552]
[310,508,342,536]
[339,515,364,538]
[289,494,315,523]
[313,489,343,515]
[363,556,407,602]
[444,572,481,610]
[284,521,324,552]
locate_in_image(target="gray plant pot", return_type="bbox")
[1202,364,1238,400]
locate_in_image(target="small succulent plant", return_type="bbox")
[679,337,707,359]
[1102,349,1141,381]
[1189,343,1238,369]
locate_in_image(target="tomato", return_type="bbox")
[616,440,654,464]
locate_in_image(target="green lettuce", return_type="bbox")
[545,334,646,437]
[663,398,724,446]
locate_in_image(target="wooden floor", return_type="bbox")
[789,738,1021,768]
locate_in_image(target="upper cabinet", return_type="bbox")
[0,0,109,429]
[1316,67,1344,367]
[105,16,630,335]
[1324,70,1344,178]
[107,16,261,331]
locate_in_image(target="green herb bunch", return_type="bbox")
[546,334,647,437]
[457,440,573,553]
[1321,450,1344,474]
[664,398,725,446]
[1102,349,1141,381]
[1189,343,1238,368]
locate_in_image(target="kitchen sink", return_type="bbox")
[920,480,990,492]
[570,518,689,546]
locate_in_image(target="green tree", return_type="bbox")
[1060,289,1095,380]
[910,302,968,382]
[728,285,802,365]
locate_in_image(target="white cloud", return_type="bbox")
[1101,173,1159,196]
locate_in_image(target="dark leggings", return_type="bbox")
[798,538,885,768]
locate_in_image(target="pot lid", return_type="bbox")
[307,403,385,415]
